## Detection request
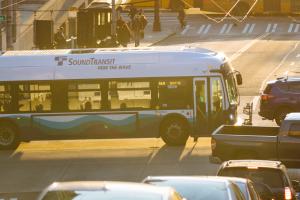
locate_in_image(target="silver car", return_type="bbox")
[143,176,246,200]
[37,181,184,200]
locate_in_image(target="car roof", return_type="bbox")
[285,113,300,121]
[222,160,283,169]
[44,181,174,197]
[267,77,300,85]
[144,176,234,184]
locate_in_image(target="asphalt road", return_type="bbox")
[2,17,300,200]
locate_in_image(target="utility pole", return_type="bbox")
[153,0,161,32]
[111,0,117,36]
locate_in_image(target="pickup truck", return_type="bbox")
[210,113,300,164]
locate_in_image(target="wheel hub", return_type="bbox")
[166,124,182,139]
[0,128,14,146]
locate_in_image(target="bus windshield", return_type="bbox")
[225,73,238,105]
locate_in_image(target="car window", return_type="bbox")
[230,183,246,200]
[218,168,285,188]
[248,182,259,200]
[147,179,230,200]
[276,83,289,92]
[288,82,300,93]
[263,84,272,94]
[41,190,163,200]
[234,182,248,199]
[289,123,300,137]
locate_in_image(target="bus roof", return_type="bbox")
[0,46,229,82]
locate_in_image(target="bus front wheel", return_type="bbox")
[0,124,20,150]
[160,119,189,146]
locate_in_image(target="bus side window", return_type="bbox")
[0,84,12,113]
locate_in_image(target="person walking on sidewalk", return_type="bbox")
[117,16,131,47]
[54,27,67,49]
[138,9,148,39]
[128,4,138,26]
[178,6,186,29]
[132,13,142,47]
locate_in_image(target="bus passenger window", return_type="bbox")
[67,83,101,111]
[18,84,52,112]
[108,81,151,110]
[0,85,12,113]
[158,80,191,109]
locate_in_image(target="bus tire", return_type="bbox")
[0,123,20,150]
[275,107,291,126]
[160,119,189,146]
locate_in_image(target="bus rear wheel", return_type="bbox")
[160,119,189,146]
[0,124,20,150]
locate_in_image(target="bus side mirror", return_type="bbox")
[236,73,242,85]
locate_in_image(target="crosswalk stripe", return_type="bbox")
[271,24,277,32]
[225,24,233,34]
[203,24,211,34]
[249,24,255,33]
[220,24,228,34]
[197,25,206,34]
[288,24,294,33]
[266,24,272,32]
[294,24,300,32]
[181,25,190,35]
[242,24,250,34]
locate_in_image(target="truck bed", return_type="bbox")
[214,125,279,136]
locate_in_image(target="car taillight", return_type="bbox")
[285,187,292,200]
[211,138,216,150]
[261,94,275,101]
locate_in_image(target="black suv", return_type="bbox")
[217,160,300,200]
[259,77,300,126]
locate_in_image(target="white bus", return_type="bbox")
[0,46,242,149]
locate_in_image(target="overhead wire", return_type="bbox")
[0,0,27,10]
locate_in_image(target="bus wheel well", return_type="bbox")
[0,119,20,150]
[159,114,190,146]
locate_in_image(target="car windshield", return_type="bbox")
[147,179,229,200]
[42,190,163,200]
[219,168,285,188]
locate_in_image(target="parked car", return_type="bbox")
[259,77,300,125]
[143,176,246,200]
[37,181,184,200]
[210,113,300,164]
[217,160,300,200]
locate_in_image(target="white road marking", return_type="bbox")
[288,23,294,33]
[230,33,270,61]
[220,24,228,34]
[297,54,300,58]
[290,62,295,66]
[197,25,206,34]
[225,23,233,34]
[242,24,250,34]
[295,24,300,33]
[266,24,272,32]
[181,25,190,35]
[203,24,211,34]
[249,24,255,33]
[259,42,299,93]
[271,24,278,33]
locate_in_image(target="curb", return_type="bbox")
[148,32,177,47]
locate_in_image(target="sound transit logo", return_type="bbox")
[54,56,68,66]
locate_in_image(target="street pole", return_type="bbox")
[153,0,161,32]
[111,0,116,36]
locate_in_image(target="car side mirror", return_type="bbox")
[292,180,300,192]
[236,73,243,85]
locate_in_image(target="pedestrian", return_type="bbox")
[117,17,131,47]
[138,9,148,39]
[178,6,186,29]
[128,4,138,26]
[54,27,67,49]
[132,13,142,47]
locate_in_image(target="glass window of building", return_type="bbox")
[0,84,12,113]
[68,83,101,111]
[108,81,151,110]
[18,83,52,112]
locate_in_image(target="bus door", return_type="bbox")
[209,77,225,132]
[194,78,209,135]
